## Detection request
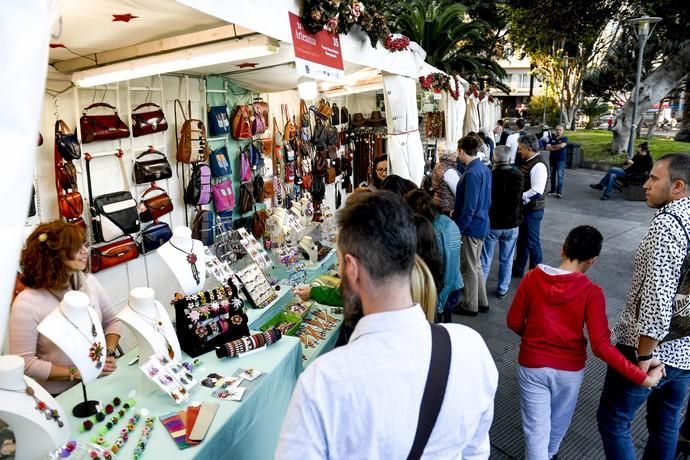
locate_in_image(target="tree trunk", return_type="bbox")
[612,41,690,153]
[675,78,690,142]
[645,98,667,139]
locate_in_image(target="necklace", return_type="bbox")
[58,306,103,369]
[128,303,175,360]
[168,240,200,285]
[3,378,65,427]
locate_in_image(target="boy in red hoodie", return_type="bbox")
[507,225,664,460]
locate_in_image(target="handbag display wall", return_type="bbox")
[80,103,130,143]
[173,282,249,357]
[131,102,168,137]
[133,149,172,184]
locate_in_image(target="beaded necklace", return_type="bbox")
[58,306,104,369]
[168,241,200,285]
[2,378,65,427]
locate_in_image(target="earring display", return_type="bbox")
[236,228,273,271]
[140,354,197,404]
[235,262,277,309]
[204,248,236,284]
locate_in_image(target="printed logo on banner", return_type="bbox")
[289,12,345,82]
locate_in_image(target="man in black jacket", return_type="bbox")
[480,145,524,298]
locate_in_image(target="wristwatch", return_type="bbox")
[636,353,653,362]
[106,348,117,358]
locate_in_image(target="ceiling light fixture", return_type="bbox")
[72,36,279,87]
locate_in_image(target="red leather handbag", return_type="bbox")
[139,185,173,223]
[90,236,139,273]
[131,102,168,137]
[80,102,130,143]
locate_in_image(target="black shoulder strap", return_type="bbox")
[407,323,452,460]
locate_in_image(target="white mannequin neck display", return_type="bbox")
[157,226,207,295]
[300,236,318,265]
[0,355,70,460]
[117,287,181,363]
[37,291,106,384]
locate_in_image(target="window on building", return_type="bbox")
[518,73,530,89]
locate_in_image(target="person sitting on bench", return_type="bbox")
[590,142,653,200]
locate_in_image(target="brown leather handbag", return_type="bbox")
[90,236,139,273]
[326,166,336,184]
[131,102,168,137]
[252,208,269,239]
[231,105,252,140]
[139,185,173,223]
[54,139,83,220]
[80,103,130,143]
[58,162,78,192]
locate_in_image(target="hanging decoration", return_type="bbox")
[383,34,410,52]
[419,73,462,101]
[301,1,390,48]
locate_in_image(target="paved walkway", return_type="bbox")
[452,167,658,459]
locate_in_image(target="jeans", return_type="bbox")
[514,209,544,276]
[599,167,627,197]
[597,345,690,460]
[460,235,489,312]
[682,396,690,439]
[481,227,519,295]
[550,161,566,194]
[518,366,585,460]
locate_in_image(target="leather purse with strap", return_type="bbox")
[140,222,173,253]
[90,235,139,273]
[406,324,452,460]
[139,184,173,223]
[54,134,83,221]
[80,102,130,143]
[55,120,81,161]
[133,148,172,184]
[131,102,168,137]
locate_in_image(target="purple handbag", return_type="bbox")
[240,147,252,182]
[184,163,212,206]
[212,179,235,212]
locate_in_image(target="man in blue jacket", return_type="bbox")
[454,135,492,316]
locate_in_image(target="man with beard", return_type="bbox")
[277,191,498,459]
[597,154,690,459]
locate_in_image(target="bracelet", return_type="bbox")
[68,366,78,382]
[133,416,155,459]
[637,353,654,362]
[95,399,136,437]
[110,413,142,454]
[80,396,123,432]
[106,348,117,358]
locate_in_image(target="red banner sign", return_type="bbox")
[289,12,344,82]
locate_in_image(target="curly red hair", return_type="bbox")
[20,220,85,290]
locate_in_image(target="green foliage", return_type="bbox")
[394,0,507,89]
[579,99,609,129]
[565,130,690,161]
[527,96,559,126]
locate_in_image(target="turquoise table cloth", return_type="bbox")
[56,336,302,459]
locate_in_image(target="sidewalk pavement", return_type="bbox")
[453,167,657,459]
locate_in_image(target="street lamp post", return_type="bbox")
[558,56,572,127]
[626,15,661,159]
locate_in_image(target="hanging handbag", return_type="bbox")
[335,185,342,209]
[58,161,79,192]
[139,185,173,223]
[231,105,252,140]
[301,174,312,190]
[253,174,265,202]
[331,103,340,125]
[209,146,232,177]
[340,105,349,125]
[90,236,139,273]
[85,152,140,243]
[80,103,130,143]
[140,222,173,253]
[312,175,326,202]
[208,105,230,137]
[55,120,81,161]
[54,139,83,220]
[175,100,210,164]
[326,166,336,184]
[314,149,328,176]
[252,208,268,239]
[282,104,297,142]
[285,162,295,183]
[173,282,249,357]
[239,183,254,214]
[184,163,212,206]
[263,179,274,197]
[317,99,333,119]
[313,118,328,148]
[251,102,267,135]
[131,102,168,137]
[240,147,253,182]
[133,149,172,184]
[212,180,235,213]
[191,209,215,246]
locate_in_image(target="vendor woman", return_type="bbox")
[370,154,388,189]
[9,221,122,395]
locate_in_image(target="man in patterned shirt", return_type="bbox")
[597,153,690,460]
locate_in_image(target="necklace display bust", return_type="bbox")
[117,287,181,363]
[37,291,106,384]
[157,226,207,295]
[0,355,70,460]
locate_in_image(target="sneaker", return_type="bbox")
[590,184,603,190]
[547,192,557,196]
[454,308,478,317]
[601,195,610,201]
[496,291,509,299]
[556,193,562,199]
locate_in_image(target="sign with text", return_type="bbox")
[289,12,344,82]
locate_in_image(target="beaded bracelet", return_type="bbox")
[80,397,122,432]
[133,416,155,459]
[109,413,141,454]
[93,398,136,438]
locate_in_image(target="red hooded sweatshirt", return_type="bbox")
[507,265,646,385]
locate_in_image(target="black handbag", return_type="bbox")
[85,152,140,243]
[133,149,172,184]
[55,120,81,161]
[140,222,173,253]
[173,282,249,357]
[191,209,215,247]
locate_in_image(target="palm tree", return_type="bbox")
[580,98,609,129]
[395,0,507,90]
